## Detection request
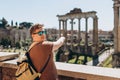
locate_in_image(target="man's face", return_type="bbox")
[32,27,46,42]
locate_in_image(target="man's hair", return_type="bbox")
[29,24,44,35]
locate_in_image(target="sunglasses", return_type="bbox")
[34,30,47,36]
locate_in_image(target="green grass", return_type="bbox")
[102,55,112,68]
[68,56,92,64]
[68,55,112,68]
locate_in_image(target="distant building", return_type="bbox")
[0,26,30,47]
[89,29,113,42]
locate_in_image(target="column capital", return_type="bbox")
[93,16,98,20]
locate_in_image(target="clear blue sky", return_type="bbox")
[0,0,113,31]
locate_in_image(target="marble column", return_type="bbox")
[118,7,120,52]
[71,19,74,49]
[62,20,65,37]
[59,20,61,37]
[64,20,67,50]
[83,17,88,65]
[112,5,120,68]
[93,16,98,55]
[85,17,88,54]
[92,16,99,66]
[114,6,119,53]
[78,18,81,45]
[65,20,67,40]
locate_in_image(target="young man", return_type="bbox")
[29,24,65,80]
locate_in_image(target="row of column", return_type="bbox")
[58,17,98,54]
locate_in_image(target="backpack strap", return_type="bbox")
[25,52,38,72]
[25,51,51,73]
[39,54,51,73]
[26,41,51,73]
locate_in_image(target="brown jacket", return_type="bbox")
[29,42,57,80]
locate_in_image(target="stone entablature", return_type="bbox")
[57,11,97,20]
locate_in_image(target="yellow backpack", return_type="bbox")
[15,51,51,80]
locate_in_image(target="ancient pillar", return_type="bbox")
[59,20,61,37]
[85,17,88,54]
[78,18,81,45]
[93,16,98,55]
[64,20,67,50]
[112,5,120,68]
[62,20,65,37]
[84,17,88,64]
[71,19,74,49]
[65,20,67,40]
[92,16,99,66]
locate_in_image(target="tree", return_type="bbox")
[19,22,33,29]
[11,20,13,26]
[15,42,21,49]
[15,22,18,27]
[0,38,11,48]
[1,17,8,28]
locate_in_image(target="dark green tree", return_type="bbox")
[15,42,21,49]
[0,38,11,48]
[1,17,8,28]
[15,22,18,27]
[11,20,13,26]
[19,22,33,29]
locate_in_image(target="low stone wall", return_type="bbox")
[0,62,17,80]
[0,62,84,80]
[56,62,120,80]
[0,61,120,80]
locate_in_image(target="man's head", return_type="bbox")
[29,24,46,42]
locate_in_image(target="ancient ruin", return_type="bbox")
[57,8,99,64]
[112,0,120,68]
